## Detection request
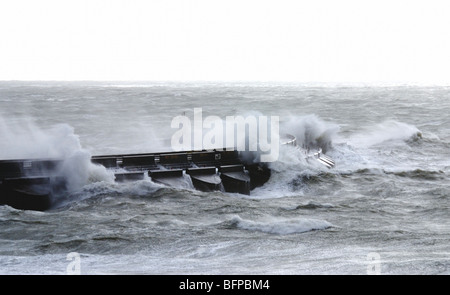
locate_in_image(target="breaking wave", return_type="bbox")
[0,119,115,204]
[0,115,431,208]
[0,118,82,160]
[345,120,422,148]
[229,215,333,235]
[280,114,340,153]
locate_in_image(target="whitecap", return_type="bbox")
[230,215,333,235]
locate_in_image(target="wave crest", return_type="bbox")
[347,120,422,148]
[229,215,333,235]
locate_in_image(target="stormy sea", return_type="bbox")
[0,81,449,275]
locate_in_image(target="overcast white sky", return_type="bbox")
[1,0,450,83]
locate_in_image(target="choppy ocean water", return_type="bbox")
[0,81,449,274]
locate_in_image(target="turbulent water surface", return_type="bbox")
[0,81,449,274]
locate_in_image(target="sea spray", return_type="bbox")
[0,119,82,160]
[248,115,341,198]
[280,114,340,153]
[59,149,115,193]
[0,119,115,199]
